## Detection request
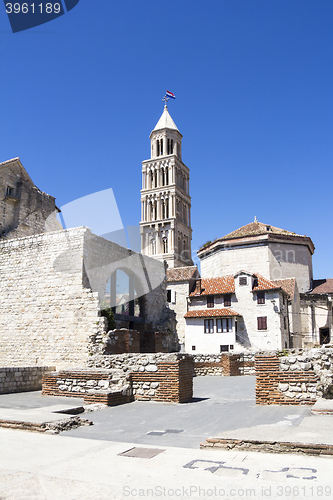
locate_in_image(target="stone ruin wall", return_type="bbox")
[0,366,55,394]
[256,348,333,405]
[0,160,61,240]
[0,227,176,370]
[192,353,256,376]
[0,228,105,369]
[42,353,193,404]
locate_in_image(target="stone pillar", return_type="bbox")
[111,272,117,308]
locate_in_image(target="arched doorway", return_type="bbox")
[103,269,144,322]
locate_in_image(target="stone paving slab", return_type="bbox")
[0,428,332,500]
[311,398,333,415]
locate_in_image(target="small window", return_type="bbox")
[167,290,176,304]
[204,319,214,333]
[216,319,222,333]
[207,295,214,308]
[239,276,247,286]
[224,294,231,307]
[6,186,13,197]
[192,345,196,351]
[257,316,267,330]
[230,345,234,350]
[220,345,229,352]
[257,291,265,304]
[222,318,232,332]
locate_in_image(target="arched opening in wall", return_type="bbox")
[163,238,168,254]
[320,328,330,345]
[151,238,156,255]
[104,269,144,320]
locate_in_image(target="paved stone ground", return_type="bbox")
[0,376,332,499]
[63,376,311,448]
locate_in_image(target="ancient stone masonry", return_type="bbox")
[43,353,193,404]
[0,226,175,369]
[255,348,333,405]
[0,227,105,369]
[0,367,55,394]
[193,353,255,377]
[0,158,61,240]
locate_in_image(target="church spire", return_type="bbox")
[140,105,193,268]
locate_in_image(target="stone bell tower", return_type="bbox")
[140,105,193,268]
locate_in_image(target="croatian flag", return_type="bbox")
[166,90,176,99]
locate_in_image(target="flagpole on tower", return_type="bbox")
[162,90,176,107]
[162,95,169,107]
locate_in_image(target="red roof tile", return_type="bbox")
[252,274,281,292]
[184,308,240,318]
[190,276,235,296]
[166,266,199,282]
[272,278,296,298]
[221,221,300,240]
[310,279,333,294]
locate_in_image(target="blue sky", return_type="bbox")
[1,1,333,278]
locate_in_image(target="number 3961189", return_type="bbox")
[5,3,62,14]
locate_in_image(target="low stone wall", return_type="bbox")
[0,367,55,394]
[193,353,255,376]
[255,348,333,405]
[42,353,193,405]
[130,356,193,403]
[42,369,132,406]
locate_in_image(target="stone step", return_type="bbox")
[311,399,333,415]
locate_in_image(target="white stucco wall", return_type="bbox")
[185,317,236,354]
[185,273,289,353]
[166,282,189,343]
[200,244,270,279]
[268,243,313,293]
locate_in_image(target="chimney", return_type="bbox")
[194,278,202,295]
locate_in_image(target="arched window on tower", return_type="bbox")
[153,200,157,220]
[151,239,156,255]
[165,198,169,218]
[154,170,158,188]
[149,201,154,221]
[178,237,181,258]
[167,139,174,155]
[165,168,169,185]
[161,199,165,219]
[150,171,154,188]
[161,168,165,186]
[163,238,168,254]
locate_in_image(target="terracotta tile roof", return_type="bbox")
[190,276,234,296]
[166,266,199,282]
[184,308,240,318]
[221,221,301,240]
[272,278,296,298]
[252,274,282,292]
[310,279,333,294]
